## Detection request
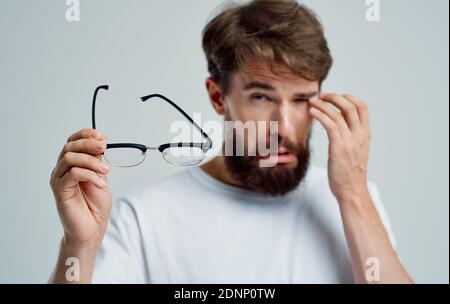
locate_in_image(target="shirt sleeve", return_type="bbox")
[368,182,397,250]
[91,197,149,283]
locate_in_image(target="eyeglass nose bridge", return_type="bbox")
[145,146,159,151]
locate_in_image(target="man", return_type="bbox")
[49,0,412,283]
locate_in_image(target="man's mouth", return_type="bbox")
[261,147,297,164]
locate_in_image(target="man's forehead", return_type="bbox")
[234,59,319,90]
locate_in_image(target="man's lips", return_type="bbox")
[261,148,297,164]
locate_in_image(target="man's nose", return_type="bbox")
[273,103,296,139]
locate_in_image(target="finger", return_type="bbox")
[309,99,351,137]
[343,94,370,130]
[67,128,105,143]
[320,93,361,131]
[54,152,110,179]
[59,138,107,161]
[60,129,107,161]
[309,107,341,143]
[59,167,106,189]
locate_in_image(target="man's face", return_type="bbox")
[220,59,319,196]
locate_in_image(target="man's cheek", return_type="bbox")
[300,118,313,139]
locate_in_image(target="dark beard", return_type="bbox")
[223,129,311,197]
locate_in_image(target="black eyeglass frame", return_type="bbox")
[91,85,213,166]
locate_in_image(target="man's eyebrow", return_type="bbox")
[243,81,275,91]
[243,81,318,99]
[292,91,318,99]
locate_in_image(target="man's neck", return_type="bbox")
[200,156,244,189]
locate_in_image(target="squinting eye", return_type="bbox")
[295,99,309,103]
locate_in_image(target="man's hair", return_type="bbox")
[202,0,333,95]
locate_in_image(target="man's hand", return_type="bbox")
[49,128,112,283]
[309,93,413,284]
[309,93,371,202]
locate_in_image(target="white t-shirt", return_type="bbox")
[92,165,395,284]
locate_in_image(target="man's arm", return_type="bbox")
[337,188,412,283]
[49,238,100,284]
[309,93,413,284]
[49,128,112,284]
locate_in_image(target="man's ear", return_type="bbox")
[205,77,226,116]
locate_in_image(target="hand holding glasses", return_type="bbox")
[92,85,213,167]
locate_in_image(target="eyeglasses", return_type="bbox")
[92,85,213,167]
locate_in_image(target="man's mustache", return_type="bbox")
[244,138,305,159]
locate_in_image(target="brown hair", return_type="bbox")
[202,0,333,95]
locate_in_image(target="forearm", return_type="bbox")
[338,189,413,284]
[48,237,100,284]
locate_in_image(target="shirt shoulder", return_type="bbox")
[302,166,396,248]
[302,165,382,200]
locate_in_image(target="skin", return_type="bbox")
[49,59,413,284]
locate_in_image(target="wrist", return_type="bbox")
[335,184,371,208]
[336,185,380,233]
[61,234,103,255]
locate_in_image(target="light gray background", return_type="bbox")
[0,0,448,283]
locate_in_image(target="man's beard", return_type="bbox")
[223,115,311,197]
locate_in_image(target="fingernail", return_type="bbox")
[96,141,106,150]
[99,163,110,173]
[97,178,106,188]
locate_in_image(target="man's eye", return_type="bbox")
[294,98,309,103]
[251,94,270,102]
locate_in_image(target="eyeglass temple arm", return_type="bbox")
[92,85,109,130]
[92,88,212,148]
[140,94,213,148]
